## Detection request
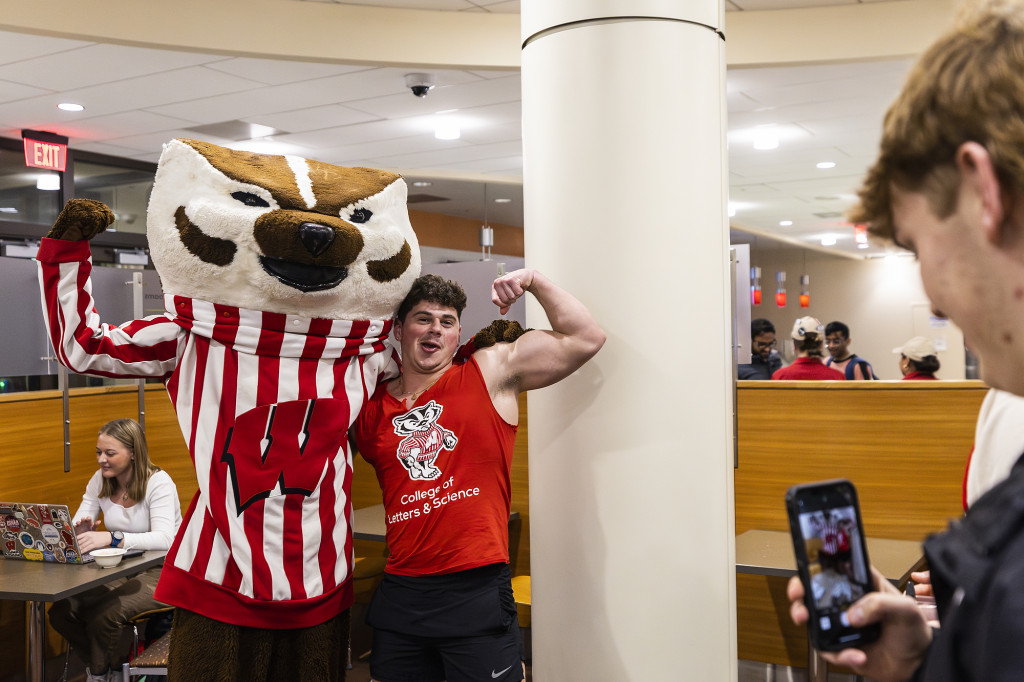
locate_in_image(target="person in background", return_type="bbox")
[49,418,182,682]
[771,317,845,381]
[893,336,940,380]
[824,321,877,380]
[738,318,784,380]
[787,3,1024,679]
[353,270,604,682]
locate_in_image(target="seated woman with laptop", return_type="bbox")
[48,418,182,682]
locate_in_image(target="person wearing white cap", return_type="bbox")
[892,336,940,380]
[771,317,845,381]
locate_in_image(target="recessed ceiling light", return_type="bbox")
[435,120,460,140]
[248,123,277,139]
[36,175,60,191]
[820,236,837,246]
[57,102,84,112]
[816,161,836,169]
[752,127,779,150]
[494,198,511,203]
[858,243,870,249]
[0,207,18,213]
[412,181,433,187]
[779,220,793,226]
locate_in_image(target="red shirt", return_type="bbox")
[772,357,845,380]
[353,357,518,576]
[903,371,938,380]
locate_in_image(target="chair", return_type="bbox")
[121,606,174,682]
[511,574,531,628]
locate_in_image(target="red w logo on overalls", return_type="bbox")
[222,398,348,514]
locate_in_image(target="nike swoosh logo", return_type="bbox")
[492,663,515,678]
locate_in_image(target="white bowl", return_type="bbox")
[91,547,126,568]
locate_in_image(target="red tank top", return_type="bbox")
[353,357,518,576]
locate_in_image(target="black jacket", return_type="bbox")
[737,351,783,380]
[912,452,1024,681]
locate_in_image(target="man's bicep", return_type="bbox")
[507,329,590,392]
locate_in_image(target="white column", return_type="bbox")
[521,3,735,680]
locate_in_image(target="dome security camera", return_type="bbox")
[404,73,436,98]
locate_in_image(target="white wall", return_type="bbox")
[745,246,966,380]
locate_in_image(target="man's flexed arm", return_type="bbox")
[480,269,605,394]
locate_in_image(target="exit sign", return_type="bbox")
[22,130,68,172]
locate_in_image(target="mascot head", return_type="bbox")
[147,138,420,320]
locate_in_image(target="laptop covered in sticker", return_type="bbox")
[0,501,94,563]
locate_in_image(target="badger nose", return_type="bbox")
[299,222,335,257]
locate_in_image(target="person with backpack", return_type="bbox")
[824,321,876,380]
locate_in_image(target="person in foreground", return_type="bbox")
[49,418,182,682]
[352,269,605,682]
[788,2,1024,679]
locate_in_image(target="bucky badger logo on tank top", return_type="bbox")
[392,401,458,481]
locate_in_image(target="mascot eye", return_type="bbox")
[231,191,270,208]
[349,208,372,223]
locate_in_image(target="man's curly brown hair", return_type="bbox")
[396,274,467,323]
[852,0,1024,240]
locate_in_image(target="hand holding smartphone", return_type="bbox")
[786,478,880,651]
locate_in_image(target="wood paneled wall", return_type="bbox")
[0,385,530,677]
[409,209,523,257]
[5,378,981,673]
[735,380,989,666]
[0,385,195,534]
[0,384,195,677]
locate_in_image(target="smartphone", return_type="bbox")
[785,478,880,651]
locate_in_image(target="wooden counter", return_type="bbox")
[735,379,988,666]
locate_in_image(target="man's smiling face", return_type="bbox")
[395,301,461,375]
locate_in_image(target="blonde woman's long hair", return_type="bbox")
[97,418,159,501]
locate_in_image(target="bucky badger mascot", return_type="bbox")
[38,139,421,680]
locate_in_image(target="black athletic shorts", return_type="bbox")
[366,563,523,682]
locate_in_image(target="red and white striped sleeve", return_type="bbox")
[37,237,182,379]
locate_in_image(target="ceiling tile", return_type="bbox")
[153,66,424,123]
[59,110,201,141]
[343,71,515,119]
[202,57,371,85]
[247,104,380,133]
[0,79,51,103]
[0,32,92,65]
[0,43,226,91]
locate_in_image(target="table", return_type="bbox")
[735,530,925,682]
[0,551,166,682]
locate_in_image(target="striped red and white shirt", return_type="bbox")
[38,238,397,629]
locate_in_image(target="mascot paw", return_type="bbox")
[455,319,531,362]
[46,199,115,241]
[474,319,528,348]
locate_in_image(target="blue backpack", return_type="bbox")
[826,354,876,380]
